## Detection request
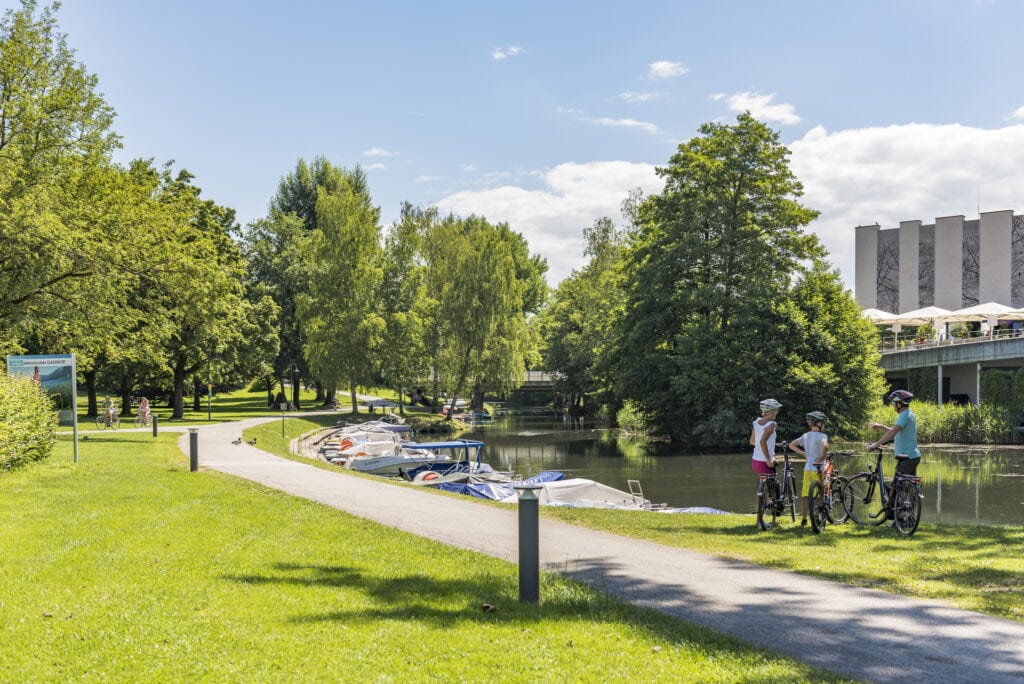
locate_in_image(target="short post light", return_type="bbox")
[513,483,543,603]
[152,413,158,438]
[188,428,199,472]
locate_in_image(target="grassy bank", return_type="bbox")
[0,433,832,682]
[249,413,1024,624]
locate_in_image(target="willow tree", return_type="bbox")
[539,217,627,416]
[614,113,879,446]
[298,179,384,413]
[421,215,544,416]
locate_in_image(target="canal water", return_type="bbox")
[461,412,1024,528]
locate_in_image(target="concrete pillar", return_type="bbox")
[855,224,880,309]
[976,362,981,407]
[899,220,921,312]
[934,215,964,310]
[979,210,1012,304]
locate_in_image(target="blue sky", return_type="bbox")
[27,0,1024,288]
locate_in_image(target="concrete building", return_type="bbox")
[856,210,1024,406]
[855,210,1024,313]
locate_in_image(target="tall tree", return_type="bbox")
[540,217,626,415]
[297,178,384,412]
[0,1,120,340]
[614,113,879,446]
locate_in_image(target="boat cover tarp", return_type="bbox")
[497,478,635,506]
[437,470,564,500]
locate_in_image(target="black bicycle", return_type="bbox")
[756,441,797,531]
[806,450,854,534]
[843,447,923,537]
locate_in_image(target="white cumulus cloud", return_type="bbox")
[712,91,800,125]
[789,122,1024,292]
[617,91,664,104]
[435,161,664,285]
[648,60,687,79]
[1010,106,1024,121]
[492,46,522,60]
[363,147,398,157]
[588,116,659,135]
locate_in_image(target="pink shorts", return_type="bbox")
[751,459,775,475]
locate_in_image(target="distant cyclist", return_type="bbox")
[102,395,117,427]
[866,390,920,479]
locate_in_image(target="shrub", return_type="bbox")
[0,374,58,470]
[863,400,1014,445]
[615,400,650,435]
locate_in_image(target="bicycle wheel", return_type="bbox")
[893,480,922,537]
[111,414,120,430]
[808,480,827,533]
[784,474,797,521]
[830,476,850,524]
[756,479,778,531]
[95,415,105,430]
[133,414,144,428]
[843,473,886,526]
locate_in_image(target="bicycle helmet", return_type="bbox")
[805,410,828,424]
[888,389,914,405]
[759,398,783,413]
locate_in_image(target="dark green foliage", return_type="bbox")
[612,114,883,447]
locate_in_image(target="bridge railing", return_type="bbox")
[880,328,1024,354]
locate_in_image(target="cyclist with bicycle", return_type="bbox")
[867,389,920,477]
[138,396,151,425]
[102,395,117,427]
[788,410,829,527]
[750,398,782,474]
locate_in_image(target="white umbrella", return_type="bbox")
[892,306,952,327]
[861,308,898,323]
[943,302,1018,323]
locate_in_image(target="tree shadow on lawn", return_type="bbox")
[218,561,824,671]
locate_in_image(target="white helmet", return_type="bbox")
[759,398,783,413]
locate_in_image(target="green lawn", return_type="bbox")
[0,432,836,682]
[248,412,1024,625]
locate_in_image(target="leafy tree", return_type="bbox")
[0,1,120,339]
[540,217,626,415]
[614,113,879,446]
[297,178,384,412]
[0,373,58,469]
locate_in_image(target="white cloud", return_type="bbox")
[588,116,659,135]
[1010,106,1024,121]
[363,147,398,157]
[492,46,522,60]
[648,60,687,79]
[435,161,664,285]
[432,123,1024,294]
[713,91,800,125]
[617,91,664,104]
[364,163,387,171]
[789,122,1024,292]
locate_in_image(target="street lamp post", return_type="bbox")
[290,364,297,410]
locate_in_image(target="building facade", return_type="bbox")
[855,210,1024,313]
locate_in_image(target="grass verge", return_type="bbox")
[250,413,1024,624]
[0,433,837,682]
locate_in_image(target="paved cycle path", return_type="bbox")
[180,417,1024,683]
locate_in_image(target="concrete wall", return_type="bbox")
[855,224,879,309]
[898,220,921,312]
[934,215,964,310]
[980,210,1013,304]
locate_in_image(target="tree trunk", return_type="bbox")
[193,375,203,412]
[172,359,187,419]
[120,376,133,417]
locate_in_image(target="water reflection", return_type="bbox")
[461,413,1024,527]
